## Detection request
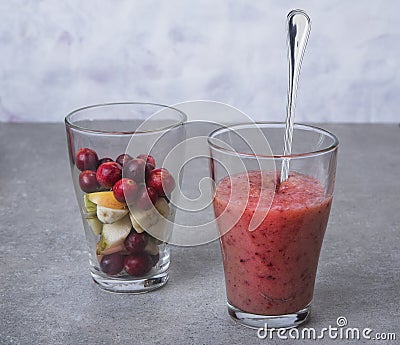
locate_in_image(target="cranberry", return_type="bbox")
[124,231,148,254]
[100,253,125,275]
[116,153,133,167]
[146,162,155,174]
[135,185,158,210]
[123,158,147,182]
[124,253,153,276]
[112,178,138,204]
[147,168,176,196]
[98,157,113,166]
[136,154,156,167]
[79,170,100,193]
[75,148,98,171]
[96,162,122,189]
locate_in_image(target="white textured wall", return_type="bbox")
[0,1,398,123]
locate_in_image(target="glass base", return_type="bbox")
[227,302,311,329]
[91,270,169,293]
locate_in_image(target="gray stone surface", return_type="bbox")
[0,123,399,345]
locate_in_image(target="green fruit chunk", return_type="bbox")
[84,194,97,216]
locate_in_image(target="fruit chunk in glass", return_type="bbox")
[76,147,175,279]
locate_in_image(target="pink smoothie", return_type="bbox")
[213,171,332,315]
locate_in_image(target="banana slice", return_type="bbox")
[97,205,128,224]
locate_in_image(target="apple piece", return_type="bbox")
[87,217,102,235]
[87,191,126,209]
[97,205,129,224]
[96,215,132,254]
[83,194,97,216]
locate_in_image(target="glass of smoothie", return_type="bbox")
[65,103,186,293]
[208,122,338,329]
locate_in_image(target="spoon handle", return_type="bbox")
[280,9,311,183]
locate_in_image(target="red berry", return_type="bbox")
[96,162,122,189]
[124,231,148,253]
[123,158,147,182]
[116,153,133,167]
[135,185,158,210]
[124,253,153,276]
[79,170,100,193]
[98,157,113,166]
[146,162,155,173]
[75,148,98,171]
[113,178,138,204]
[147,168,176,196]
[100,253,125,275]
[136,154,156,167]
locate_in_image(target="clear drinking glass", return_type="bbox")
[208,122,338,329]
[65,102,186,293]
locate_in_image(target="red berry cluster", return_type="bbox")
[76,148,175,209]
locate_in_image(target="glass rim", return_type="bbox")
[207,122,339,159]
[65,102,187,135]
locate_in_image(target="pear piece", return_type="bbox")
[97,215,132,254]
[97,205,128,224]
[87,191,126,209]
[87,217,102,235]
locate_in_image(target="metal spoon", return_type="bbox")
[280,9,311,183]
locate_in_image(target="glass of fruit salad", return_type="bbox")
[65,102,186,293]
[208,123,338,329]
